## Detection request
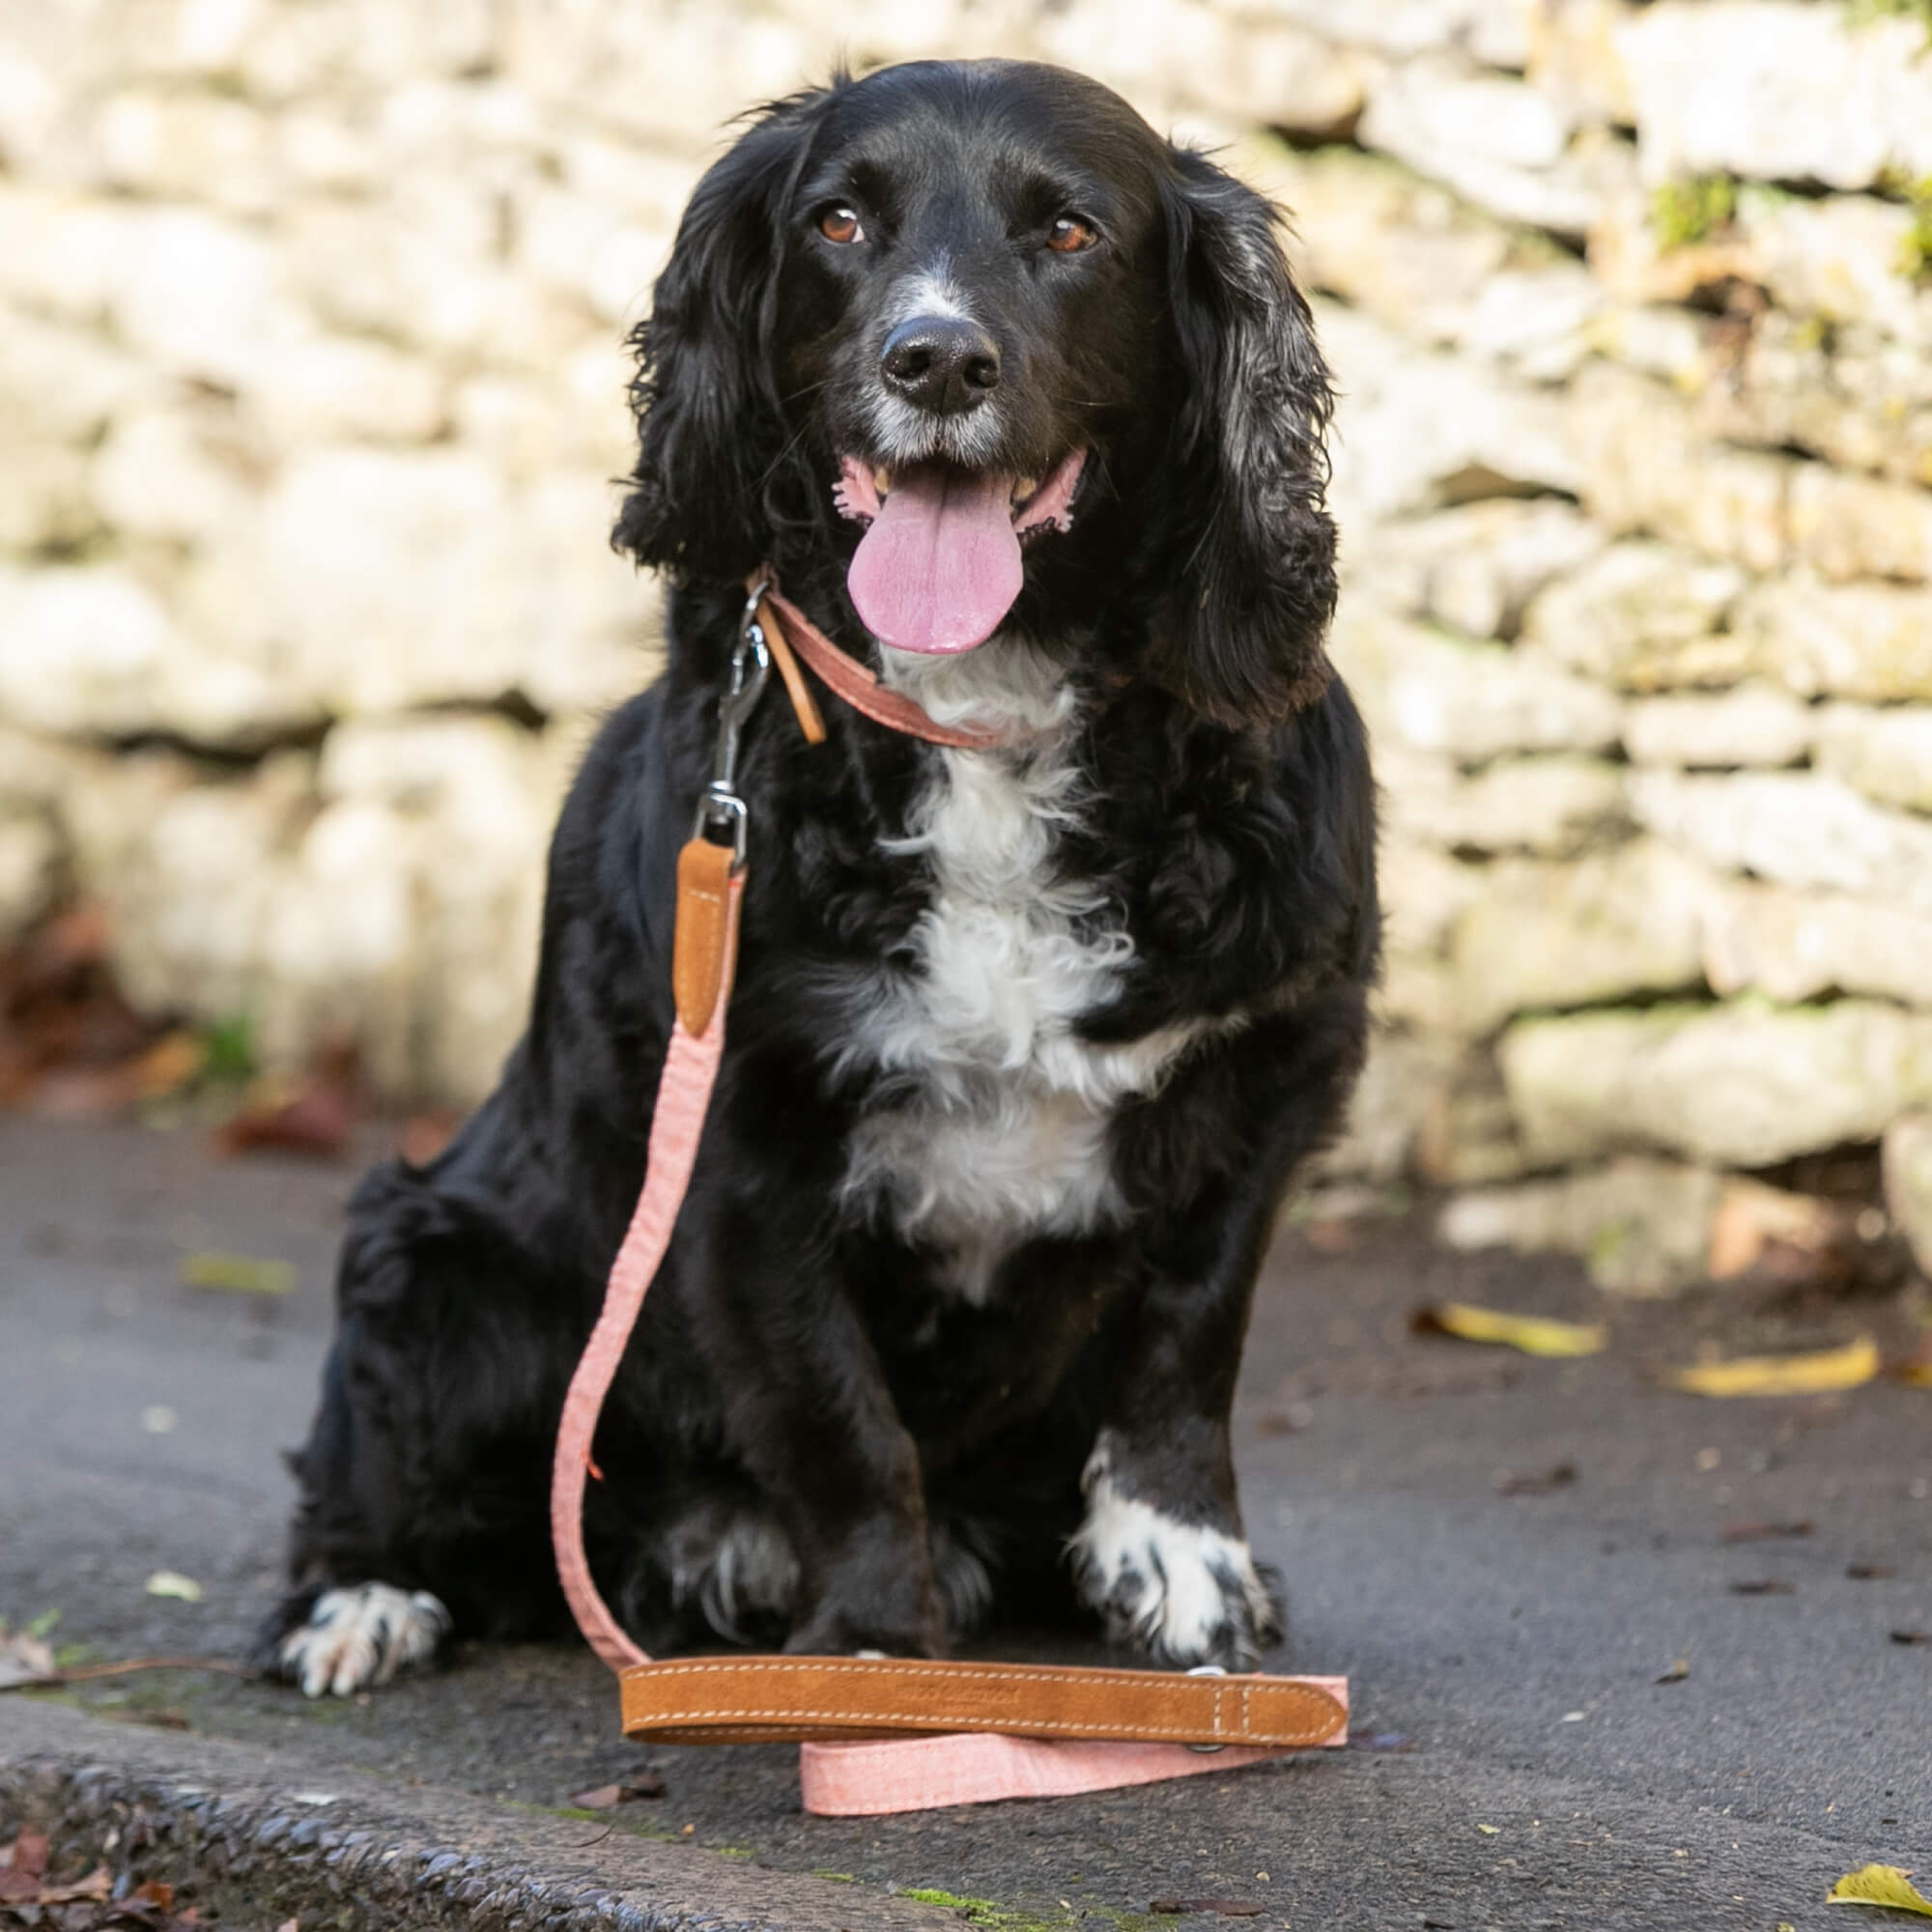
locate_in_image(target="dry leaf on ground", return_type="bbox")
[214,1079,355,1158]
[1707,1179,1844,1279]
[1655,1659,1690,1683]
[1720,1519,1813,1543]
[1828,1864,1932,1915]
[1410,1303,1606,1358]
[143,1572,203,1604]
[0,1626,56,1690]
[567,1774,667,1809]
[1493,1463,1577,1495]
[1668,1336,1879,1398]
[178,1251,296,1296]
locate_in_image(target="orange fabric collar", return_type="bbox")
[750,574,1007,753]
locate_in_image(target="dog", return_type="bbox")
[261,57,1378,1698]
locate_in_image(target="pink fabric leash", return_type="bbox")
[548,871,742,1676]
[548,583,1347,1814]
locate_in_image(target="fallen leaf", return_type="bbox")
[2,1829,48,1882]
[1848,1563,1897,1580]
[1302,1217,1357,1254]
[1493,1463,1577,1496]
[1476,1823,1501,1834]
[1655,1659,1690,1683]
[1708,1179,1843,1280]
[1720,1519,1813,1543]
[38,1864,115,1905]
[0,1625,56,1690]
[132,1030,206,1102]
[178,1251,296,1296]
[397,1110,460,1167]
[1255,1406,1311,1436]
[1668,1336,1880,1399]
[1729,1578,1796,1596]
[214,1077,355,1158]
[568,1772,666,1808]
[1828,1864,1932,1916]
[144,1572,204,1604]
[1891,1630,1930,1646]
[127,1879,174,1911]
[1410,1303,1606,1358]
[1150,1901,1264,1918]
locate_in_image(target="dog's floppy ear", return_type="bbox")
[613,88,831,584]
[1147,148,1338,726]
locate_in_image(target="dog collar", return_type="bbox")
[748,570,1008,753]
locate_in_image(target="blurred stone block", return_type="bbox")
[1439,1155,1722,1294]
[1448,839,1708,1034]
[1882,1113,1932,1279]
[1568,363,1791,574]
[1622,684,1812,770]
[1619,0,1932,191]
[1359,499,1605,639]
[1520,539,1748,691]
[1733,573,1932,702]
[1702,880,1932,1011]
[1501,1000,1932,1168]
[1630,770,1932,915]
[1812,705,1932,815]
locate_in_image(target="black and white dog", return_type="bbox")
[263,58,1378,1697]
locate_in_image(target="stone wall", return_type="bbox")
[4,0,1932,1276]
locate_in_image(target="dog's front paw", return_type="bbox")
[272,1583,451,1697]
[1068,1477,1283,1671]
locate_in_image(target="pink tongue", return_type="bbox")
[847,465,1022,654]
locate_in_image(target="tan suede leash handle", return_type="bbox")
[620,1655,1347,1748]
[550,576,1349,1813]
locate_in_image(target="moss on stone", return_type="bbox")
[1651,176,1737,252]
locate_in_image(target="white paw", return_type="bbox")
[1067,1463,1281,1670]
[280,1583,450,1698]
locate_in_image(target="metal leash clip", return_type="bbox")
[692,581,774,869]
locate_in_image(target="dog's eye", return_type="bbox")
[1046,215,1098,254]
[818,206,865,245]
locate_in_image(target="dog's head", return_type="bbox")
[616,60,1336,724]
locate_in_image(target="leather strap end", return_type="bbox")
[756,595,828,746]
[671,838,738,1037]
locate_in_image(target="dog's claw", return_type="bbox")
[278,1583,450,1697]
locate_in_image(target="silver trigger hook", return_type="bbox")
[692,591,774,869]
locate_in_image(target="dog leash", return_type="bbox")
[550,574,1347,1815]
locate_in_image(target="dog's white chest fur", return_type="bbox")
[836,644,1206,1301]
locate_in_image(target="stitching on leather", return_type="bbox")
[628,1710,1327,1738]
[627,1660,1320,1686]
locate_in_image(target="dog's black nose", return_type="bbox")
[880,316,1001,415]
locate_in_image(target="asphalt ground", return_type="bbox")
[2,1112,1928,1931]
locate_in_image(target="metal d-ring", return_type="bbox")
[1186,1663,1228,1752]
